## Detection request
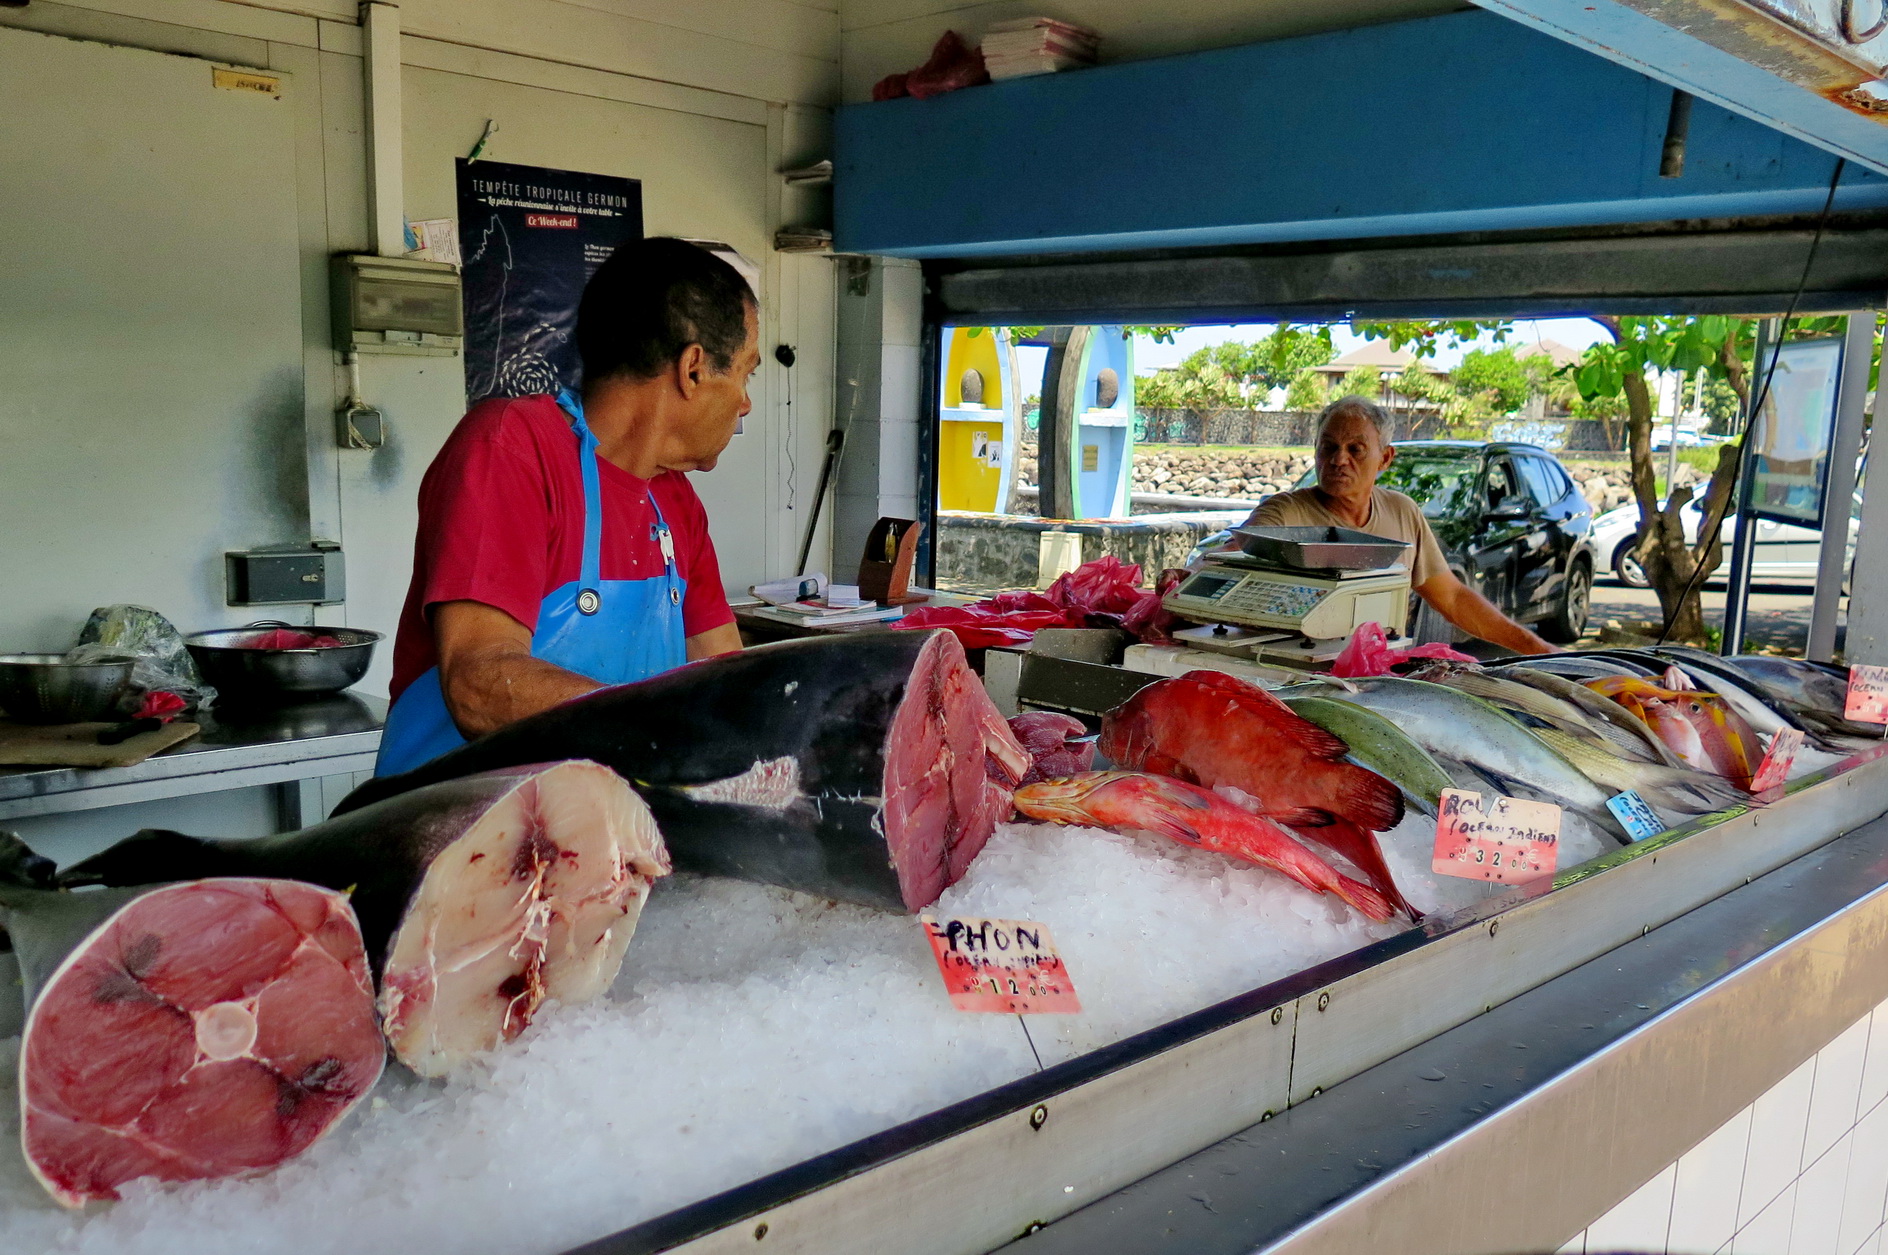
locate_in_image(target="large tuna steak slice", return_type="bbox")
[60,761,670,1078]
[3,872,383,1206]
[332,631,1029,913]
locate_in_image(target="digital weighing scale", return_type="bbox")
[1161,526,1415,670]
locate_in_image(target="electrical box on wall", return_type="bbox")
[226,543,346,606]
[330,253,462,356]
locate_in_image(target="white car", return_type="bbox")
[1592,495,1858,588]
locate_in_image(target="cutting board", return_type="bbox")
[0,720,201,768]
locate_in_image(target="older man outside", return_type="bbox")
[1234,395,1558,656]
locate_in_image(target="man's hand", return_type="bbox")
[434,601,607,738]
[1413,573,1561,656]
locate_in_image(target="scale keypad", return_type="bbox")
[1177,572,1328,620]
[1218,578,1327,618]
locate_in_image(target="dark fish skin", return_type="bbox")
[0,832,147,1006]
[56,765,557,966]
[331,631,1026,913]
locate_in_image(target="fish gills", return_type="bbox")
[8,875,384,1206]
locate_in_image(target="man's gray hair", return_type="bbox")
[1318,394,1395,446]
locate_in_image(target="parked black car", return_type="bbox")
[1190,440,1598,644]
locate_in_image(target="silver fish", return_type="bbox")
[1278,676,1630,843]
[1496,666,1691,769]
[1530,726,1746,822]
[1407,662,1666,765]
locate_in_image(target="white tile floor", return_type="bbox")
[1560,1000,1888,1255]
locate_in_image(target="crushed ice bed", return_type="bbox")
[0,809,1611,1255]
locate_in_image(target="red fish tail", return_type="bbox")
[1293,818,1419,921]
[1331,874,1397,922]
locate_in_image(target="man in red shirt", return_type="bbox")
[376,238,755,775]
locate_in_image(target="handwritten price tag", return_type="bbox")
[1846,665,1888,727]
[1431,788,1560,884]
[920,916,1081,1015]
[1750,727,1807,794]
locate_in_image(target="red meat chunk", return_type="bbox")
[19,879,384,1206]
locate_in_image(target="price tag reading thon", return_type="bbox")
[1431,788,1560,885]
[920,916,1081,1015]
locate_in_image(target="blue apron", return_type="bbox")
[375,389,688,776]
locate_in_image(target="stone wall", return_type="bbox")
[1014,436,1705,518]
[937,511,1245,592]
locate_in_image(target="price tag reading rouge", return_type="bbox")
[1750,728,1807,794]
[1431,789,1560,884]
[1845,665,1888,727]
[920,916,1081,1015]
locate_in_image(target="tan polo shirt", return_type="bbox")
[1247,487,1450,586]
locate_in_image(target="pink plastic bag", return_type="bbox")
[1329,621,1477,678]
[873,31,989,100]
[1043,555,1145,618]
[896,557,1162,650]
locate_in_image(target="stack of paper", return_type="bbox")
[980,18,1099,80]
[748,600,906,628]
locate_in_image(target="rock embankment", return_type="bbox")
[1014,439,1708,514]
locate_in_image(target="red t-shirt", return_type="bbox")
[389,394,733,701]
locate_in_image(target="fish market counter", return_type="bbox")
[553,742,1888,1255]
[5,641,1887,1255]
[0,693,383,826]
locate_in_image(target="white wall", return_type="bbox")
[0,0,842,697]
[837,0,1463,103]
[1560,997,1888,1255]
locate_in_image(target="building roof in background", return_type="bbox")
[1312,342,1421,374]
[1515,338,1583,368]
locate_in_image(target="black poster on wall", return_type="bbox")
[456,158,642,405]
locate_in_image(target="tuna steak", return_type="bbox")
[61,761,668,1078]
[333,631,1030,913]
[0,840,383,1206]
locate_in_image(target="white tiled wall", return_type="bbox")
[1558,998,1888,1254]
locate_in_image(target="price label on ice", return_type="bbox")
[1750,728,1807,794]
[1845,665,1888,727]
[920,916,1081,1015]
[1431,788,1559,885]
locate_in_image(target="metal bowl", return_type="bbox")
[0,653,136,724]
[1229,525,1411,571]
[185,622,382,705]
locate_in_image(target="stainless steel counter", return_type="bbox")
[557,724,1888,1255]
[0,693,384,823]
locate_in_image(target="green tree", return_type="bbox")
[1136,325,1338,415]
[1284,366,1331,412]
[1451,347,1533,415]
[1356,313,1867,643]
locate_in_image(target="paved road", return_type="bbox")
[1584,577,1841,655]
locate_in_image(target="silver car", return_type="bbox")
[1592,494,1859,588]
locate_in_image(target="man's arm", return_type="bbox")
[434,600,604,738]
[686,621,742,660]
[1413,573,1560,656]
